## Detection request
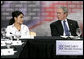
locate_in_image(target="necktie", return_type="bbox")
[63,20,70,36]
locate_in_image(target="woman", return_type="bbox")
[6,11,30,39]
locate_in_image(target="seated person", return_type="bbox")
[6,11,30,39]
[50,6,79,36]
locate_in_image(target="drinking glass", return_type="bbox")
[76,28,82,39]
[15,31,21,41]
[76,28,82,37]
[5,40,12,49]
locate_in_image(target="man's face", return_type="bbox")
[57,8,67,20]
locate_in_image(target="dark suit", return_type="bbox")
[50,19,79,36]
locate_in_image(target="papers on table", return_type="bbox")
[12,41,24,45]
[1,41,6,46]
[60,36,81,39]
[1,48,17,56]
[1,40,24,46]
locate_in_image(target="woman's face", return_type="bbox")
[15,14,24,25]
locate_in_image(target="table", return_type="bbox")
[19,36,83,58]
[1,36,83,58]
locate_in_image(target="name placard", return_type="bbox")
[56,40,83,55]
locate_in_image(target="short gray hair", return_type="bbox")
[58,6,68,13]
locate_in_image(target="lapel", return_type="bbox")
[57,20,63,35]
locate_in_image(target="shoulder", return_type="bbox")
[6,25,13,29]
[21,24,29,29]
[67,19,77,23]
[6,25,14,31]
[50,20,59,26]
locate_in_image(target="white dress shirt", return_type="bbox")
[61,19,71,36]
[6,24,30,39]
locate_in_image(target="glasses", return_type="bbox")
[76,28,82,37]
[5,40,12,49]
[76,28,82,39]
[15,31,21,41]
[1,28,6,39]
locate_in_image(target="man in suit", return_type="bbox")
[50,6,79,36]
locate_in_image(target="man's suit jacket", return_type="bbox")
[50,19,79,36]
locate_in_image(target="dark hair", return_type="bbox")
[9,11,24,25]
